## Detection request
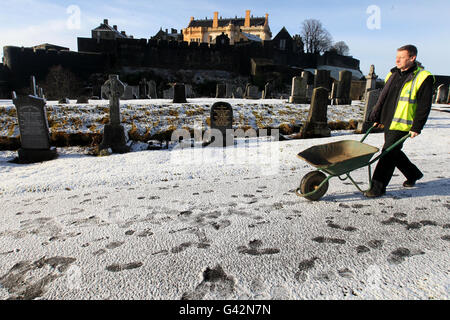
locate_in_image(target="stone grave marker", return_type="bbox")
[365,65,378,93]
[232,87,243,99]
[299,87,331,138]
[13,95,57,163]
[216,83,226,98]
[163,87,174,99]
[139,78,148,99]
[356,89,381,133]
[99,74,130,154]
[58,97,70,104]
[148,80,158,99]
[436,84,449,104]
[226,83,234,98]
[122,85,139,100]
[173,83,187,103]
[289,76,308,104]
[206,101,234,147]
[185,84,195,98]
[314,69,331,91]
[30,76,37,96]
[335,70,352,105]
[245,85,260,99]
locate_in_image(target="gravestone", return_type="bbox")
[139,78,148,99]
[245,85,260,99]
[226,84,234,98]
[30,76,37,96]
[436,84,449,104]
[263,82,271,99]
[216,83,226,98]
[314,70,331,91]
[58,97,70,104]
[173,83,187,103]
[299,87,331,138]
[122,85,139,100]
[330,82,337,105]
[13,95,57,163]
[335,70,352,105]
[289,76,308,104]
[306,85,314,100]
[98,74,130,154]
[232,87,244,99]
[148,80,158,99]
[163,87,174,99]
[356,89,381,133]
[365,65,378,93]
[206,101,234,147]
[76,96,89,103]
[185,84,195,98]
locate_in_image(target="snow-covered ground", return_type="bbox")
[0,106,449,300]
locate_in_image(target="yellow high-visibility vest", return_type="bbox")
[385,67,433,131]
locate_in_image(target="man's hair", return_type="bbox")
[397,45,418,57]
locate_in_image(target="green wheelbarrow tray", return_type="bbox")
[295,126,411,201]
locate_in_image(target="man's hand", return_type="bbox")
[410,131,419,138]
[373,122,384,129]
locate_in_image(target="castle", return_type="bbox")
[182,10,272,45]
[0,11,366,98]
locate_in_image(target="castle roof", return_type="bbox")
[188,17,266,28]
[92,20,129,38]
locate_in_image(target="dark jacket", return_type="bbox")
[369,63,434,133]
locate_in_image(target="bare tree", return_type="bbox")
[301,19,332,54]
[330,41,350,56]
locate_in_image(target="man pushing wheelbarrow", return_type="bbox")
[296,45,434,201]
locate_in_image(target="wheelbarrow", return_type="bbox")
[295,125,411,201]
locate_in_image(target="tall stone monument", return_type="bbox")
[365,65,378,93]
[356,89,381,133]
[334,70,352,105]
[299,87,331,138]
[314,70,331,91]
[99,74,130,154]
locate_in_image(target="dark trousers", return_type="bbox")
[372,130,422,189]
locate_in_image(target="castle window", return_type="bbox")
[280,39,286,50]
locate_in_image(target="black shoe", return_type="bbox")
[403,172,424,188]
[364,180,386,198]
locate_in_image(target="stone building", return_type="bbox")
[152,28,183,41]
[91,19,133,40]
[182,10,272,45]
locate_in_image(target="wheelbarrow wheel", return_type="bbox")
[300,171,329,201]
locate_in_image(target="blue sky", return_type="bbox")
[1,0,449,76]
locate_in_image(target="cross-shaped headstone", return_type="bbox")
[102,75,125,125]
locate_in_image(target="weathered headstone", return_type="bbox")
[185,84,195,98]
[13,95,57,163]
[98,74,130,154]
[263,82,271,99]
[365,65,378,93]
[206,101,234,147]
[226,83,234,98]
[334,70,352,105]
[76,96,89,103]
[314,70,331,91]
[299,87,331,138]
[330,81,337,105]
[436,84,449,104]
[232,87,244,99]
[356,89,381,133]
[147,80,157,99]
[30,76,37,96]
[58,97,70,104]
[173,83,187,103]
[122,85,139,100]
[216,83,226,98]
[163,87,174,99]
[245,85,260,99]
[289,76,308,104]
[139,78,148,99]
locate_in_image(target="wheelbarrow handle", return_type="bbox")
[369,132,412,165]
[359,123,382,143]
